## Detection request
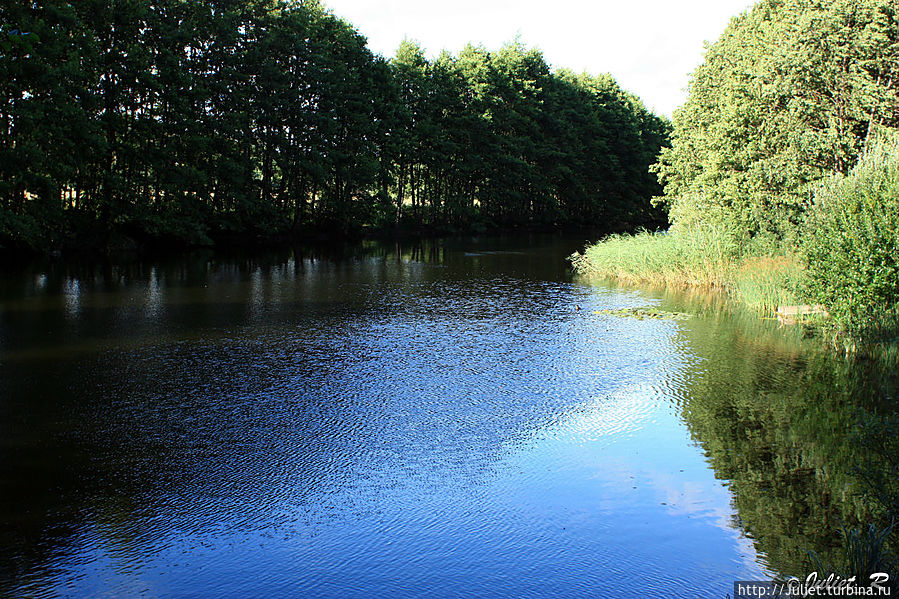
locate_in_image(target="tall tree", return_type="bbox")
[655,0,899,247]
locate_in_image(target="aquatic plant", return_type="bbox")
[569,225,738,289]
[592,307,692,321]
[570,227,801,319]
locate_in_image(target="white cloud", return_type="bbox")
[323,0,756,116]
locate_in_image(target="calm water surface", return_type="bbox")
[1,236,895,598]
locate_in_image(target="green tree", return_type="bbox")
[1,0,669,250]
[656,0,899,248]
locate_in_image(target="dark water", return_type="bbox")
[1,236,896,598]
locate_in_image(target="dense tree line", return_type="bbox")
[655,0,899,249]
[0,0,668,251]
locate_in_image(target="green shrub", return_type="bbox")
[800,133,899,341]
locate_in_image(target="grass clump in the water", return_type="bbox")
[593,307,692,321]
[569,225,739,288]
[570,225,800,317]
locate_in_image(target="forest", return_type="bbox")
[0,0,669,252]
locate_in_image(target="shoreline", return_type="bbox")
[569,230,898,356]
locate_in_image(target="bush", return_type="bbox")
[800,133,899,341]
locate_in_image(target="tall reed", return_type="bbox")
[571,225,799,316]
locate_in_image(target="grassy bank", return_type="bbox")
[573,133,899,353]
[570,226,801,316]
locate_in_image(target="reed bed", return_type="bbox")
[571,226,799,316]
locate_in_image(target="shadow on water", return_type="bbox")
[1,234,610,597]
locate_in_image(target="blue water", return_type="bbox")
[0,237,775,598]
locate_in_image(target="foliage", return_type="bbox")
[0,1,668,251]
[800,133,899,342]
[383,39,669,232]
[838,524,897,585]
[655,0,899,247]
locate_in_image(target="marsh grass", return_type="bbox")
[807,524,897,593]
[570,226,738,288]
[731,256,801,314]
[571,226,800,317]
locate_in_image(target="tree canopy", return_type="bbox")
[0,0,669,251]
[655,0,899,248]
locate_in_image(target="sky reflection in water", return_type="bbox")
[0,237,793,598]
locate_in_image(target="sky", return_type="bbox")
[322,0,756,117]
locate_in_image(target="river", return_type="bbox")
[1,235,895,598]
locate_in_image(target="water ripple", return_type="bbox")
[0,238,770,598]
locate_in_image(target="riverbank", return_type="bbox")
[570,225,899,356]
[569,227,800,316]
[573,134,899,352]
[1,218,612,260]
